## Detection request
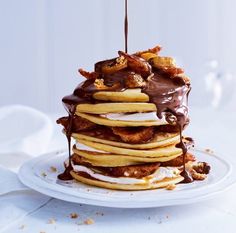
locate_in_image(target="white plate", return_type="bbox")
[18,149,235,208]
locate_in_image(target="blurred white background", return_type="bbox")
[1,0,236,113]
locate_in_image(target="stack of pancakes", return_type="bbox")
[57,46,210,190]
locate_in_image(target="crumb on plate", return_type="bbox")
[165,184,176,190]
[47,218,56,224]
[41,172,47,177]
[70,213,79,219]
[84,218,94,225]
[50,166,57,172]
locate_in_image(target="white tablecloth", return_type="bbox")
[1,107,236,233]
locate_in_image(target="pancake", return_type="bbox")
[71,153,195,169]
[76,112,167,127]
[72,148,182,166]
[70,171,184,190]
[93,88,149,102]
[76,102,156,114]
[72,132,180,149]
[75,139,182,157]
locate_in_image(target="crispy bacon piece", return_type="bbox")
[118,51,152,77]
[100,56,127,74]
[157,124,179,133]
[173,74,191,85]
[185,161,211,181]
[101,163,160,178]
[161,153,196,167]
[125,73,146,88]
[71,154,160,179]
[78,68,99,79]
[191,170,206,180]
[192,162,210,174]
[157,66,184,76]
[56,115,96,132]
[151,56,176,67]
[94,78,121,90]
[135,45,162,56]
[111,126,155,144]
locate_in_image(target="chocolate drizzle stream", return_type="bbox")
[177,127,193,183]
[57,106,75,180]
[124,0,128,53]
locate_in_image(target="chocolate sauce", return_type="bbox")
[180,170,194,183]
[142,72,190,124]
[102,70,132,90]
[176,127,193,183]
[58,69,131,180]
[58,69,192,180]
[57,79,99,180]
[58,0,192,183]
[142,71,192,183]
[57,106,75,180]
[57,161,73,180]
[124,0,128,53]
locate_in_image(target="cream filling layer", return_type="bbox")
[76,142,109,153]
[71,163,180,185]
[100,112,166,122]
